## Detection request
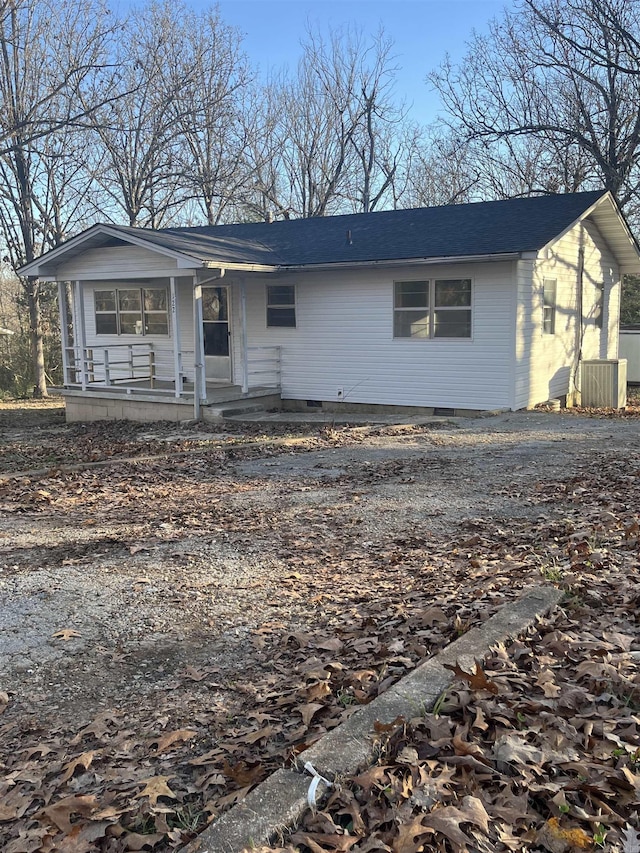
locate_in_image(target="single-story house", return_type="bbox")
[19,190,640,422]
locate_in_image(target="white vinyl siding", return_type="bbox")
[57,246,196,280]
[513,218,620,409]
[242,262,514,411]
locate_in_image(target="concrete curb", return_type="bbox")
[181,585,563,853]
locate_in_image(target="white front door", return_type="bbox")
[202,286,232,382]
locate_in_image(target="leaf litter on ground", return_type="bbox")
[1,401,640,851]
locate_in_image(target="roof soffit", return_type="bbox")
[539,192,640,270]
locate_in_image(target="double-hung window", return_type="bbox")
[267,285,296,327]
[393,279,472,339]
[95,287,169,336]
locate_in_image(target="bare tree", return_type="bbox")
[87,0,194,228]
[0,0,122,157]
[171,7,254,226]
[393,128,481,209]
[431,0,640,215]
[523,0,640,75]
[246,26,406,219]
[340,29,407,213]
[0,0,117,395]
[279,30,361,218]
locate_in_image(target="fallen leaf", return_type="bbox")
[443,659,499,694]
[123,831,165,850]
[60,750,100,783]
[36,794,99,833]
[296,702,325,726]
[135,776,176,806]
[623,824,640,853]
[52,629,81,641]
[151,729,197,753]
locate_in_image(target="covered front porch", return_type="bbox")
[55,270,283,422]
[19,220,291,422]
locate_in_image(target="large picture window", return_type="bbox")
[267,285,296,327]
[95,287,169,336]
[394,279,471,339]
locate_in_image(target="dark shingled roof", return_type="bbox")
[116,190,607,267]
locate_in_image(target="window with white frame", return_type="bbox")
[594,282,604,329]
[95,287,169,336]
[267,284,296,327]
[393,279,472,339]
[543,278,557,335]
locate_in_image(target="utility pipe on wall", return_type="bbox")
[572,242,585,404]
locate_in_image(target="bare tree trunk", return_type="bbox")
[26,277,47,397]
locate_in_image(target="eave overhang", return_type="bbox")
[17,224,210,280]
[276,252,522,273]
[540,191,640,273]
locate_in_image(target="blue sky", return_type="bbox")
[185,0,512,124]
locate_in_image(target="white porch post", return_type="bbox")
[57,281,70,385]
[169,276,182,398]
[240,278,249,394]
[73,281,88,390]
[193,278,206,420]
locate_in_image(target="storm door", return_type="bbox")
[202,286,231,381]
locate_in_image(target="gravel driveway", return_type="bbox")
[1,406,638,720]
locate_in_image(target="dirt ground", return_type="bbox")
[1,399,639,851]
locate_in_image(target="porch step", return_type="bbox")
[205,402,269,421]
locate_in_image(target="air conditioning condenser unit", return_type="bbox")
[580,359,627,408]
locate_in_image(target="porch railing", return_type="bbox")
[62,344,281,397]
[246,346,281,390]
[65,344,155,388]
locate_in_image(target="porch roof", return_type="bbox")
[18,189,640,278]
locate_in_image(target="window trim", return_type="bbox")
[266,284,296,328]
[543,278,557,335]
[393,278,472,340]
[94,286,170,337]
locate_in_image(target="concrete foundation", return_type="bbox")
[281,398,506,419]
[64,394,195,423]
[61,388,282,424]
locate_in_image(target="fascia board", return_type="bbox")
[538,192,640,266]
[278,252,522,272]
[17,224,208,277]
